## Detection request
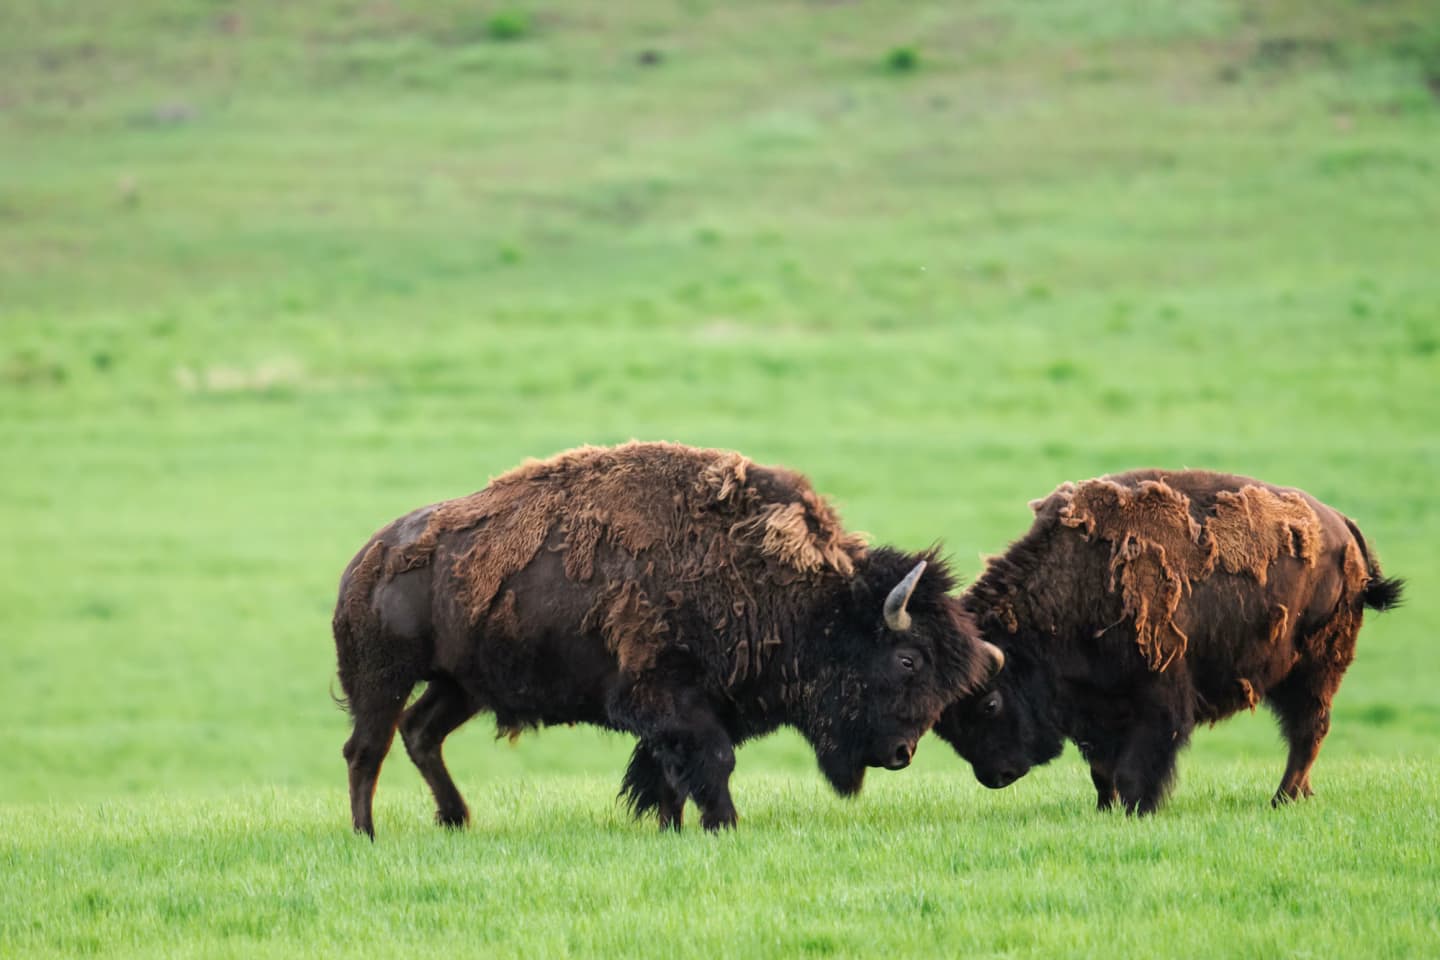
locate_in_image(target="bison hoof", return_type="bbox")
[1121,796,1160,817]
[435,810,469,829]
[1272,785,1315,808]
[701,809,738,832]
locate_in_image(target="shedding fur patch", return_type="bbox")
[1237,678,1260,711]
[1057,477,1324,673]
[583,579,670,673]
[384,442,868,628]
[1207,486,1322,585]
[730,495,861,578]
[1059,479,1205,672]
[488,590,521,640]
[1306,603,1362,669]
[343,541,387,628]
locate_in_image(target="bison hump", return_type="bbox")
[372,441,867,626]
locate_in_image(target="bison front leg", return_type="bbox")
[1089,760,1120,811]
[1074,736,1120,811]
[657,723,737,831]
[609,681,738,832]
[620,742,686,830]
[1112,684,1193,816]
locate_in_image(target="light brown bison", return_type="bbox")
[334,442,1003,836]
[935,469,1402,814]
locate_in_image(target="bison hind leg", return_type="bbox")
[335,613,428,839]
[343,686,412,840]
[620,742,685,831]
[400,675,480,829]
[1266,670,1338,808]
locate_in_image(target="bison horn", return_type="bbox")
[883,560,927,632]
[982,640,1006,676]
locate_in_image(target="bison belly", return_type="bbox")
[425,537,631,734]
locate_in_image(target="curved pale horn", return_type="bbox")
[982,640,1006,676]
[883,560,927,632]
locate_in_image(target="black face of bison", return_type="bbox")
[808,643,937,795]
[933,650,1063,790]
[804,558,1005,796]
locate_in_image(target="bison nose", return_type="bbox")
[888,740,914,770]
[977,767,1021,789]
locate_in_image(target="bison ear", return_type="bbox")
[883,560,927,633]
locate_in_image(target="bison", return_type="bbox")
[333,441,1003,836]
[934,469,1403,815]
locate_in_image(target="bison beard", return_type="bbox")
[332,442,1000,837]
[934,469,1403,815]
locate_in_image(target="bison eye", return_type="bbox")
[894,649,921,673]
[980,693,1003,718]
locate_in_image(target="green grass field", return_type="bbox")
[3,1,1438,956]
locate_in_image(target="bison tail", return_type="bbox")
[330,675,353,715]
[1342,516,1403,613]
[331,603,361,718]
[1363,575,1405,612]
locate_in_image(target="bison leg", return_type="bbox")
[1266,672,1337,807]
[659,721,737,832]
[609,682,738,831]
[1090,763,1120,811]
[1112,685,1193,816]
[620,742,686,831]
[400,676,480,829]
[1075,735,1121,811]
[343,690,411,839]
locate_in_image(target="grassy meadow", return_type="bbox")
[2,0,1438,956]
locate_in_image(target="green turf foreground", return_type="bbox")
[3,764,1437,959]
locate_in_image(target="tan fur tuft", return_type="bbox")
[584,579,670,674]
[1206,486,1322,585]
[1059,479,1204,671]
[1058,476,1328,673]
[382,442,866,635]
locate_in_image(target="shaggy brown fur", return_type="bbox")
[936,468,1403,815]
[1056,478,1326,672]
[383,443,864,639]
[1207,485,1322,584]
[333,441,998,837]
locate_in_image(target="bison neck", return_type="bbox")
[963,530,1102,736]
[964,526,1107,660]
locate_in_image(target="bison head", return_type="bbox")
[932,643,1064,789]
[799,549,1005,796]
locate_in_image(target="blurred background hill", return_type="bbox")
[2,0,1436,803]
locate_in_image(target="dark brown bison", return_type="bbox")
[333,442,1003,836]
[934,469,1402,815]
